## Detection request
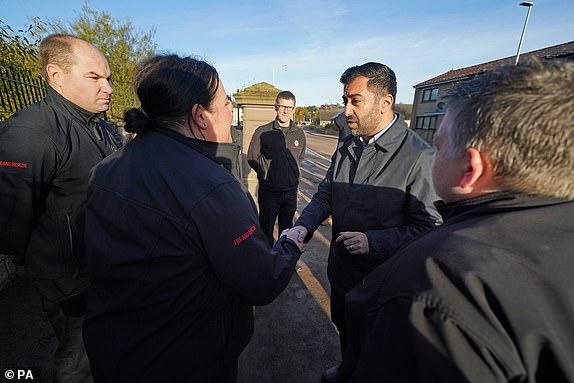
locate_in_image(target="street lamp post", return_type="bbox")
[272,64,287,86]
[515,1,534,65]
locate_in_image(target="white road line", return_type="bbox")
[305,147,331,162]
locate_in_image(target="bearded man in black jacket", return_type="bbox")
[0,34,120,383]
[338,58,574,382]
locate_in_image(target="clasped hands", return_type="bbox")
[281,225,307,253]
[281,225,369,255]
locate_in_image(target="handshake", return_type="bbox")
[282,225,370,256]
[280,225,308,253]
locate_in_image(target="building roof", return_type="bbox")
[319,108,342,122]
[415,41,574,88]
[233,82,281,105]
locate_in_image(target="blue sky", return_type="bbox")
[2,0,573,106]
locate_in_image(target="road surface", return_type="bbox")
[238,130,340,383]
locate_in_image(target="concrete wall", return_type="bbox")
[233,82,281,197]
[411,82,458,143]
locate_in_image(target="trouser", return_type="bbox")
[257,188,297,246]
[32,277,93,383]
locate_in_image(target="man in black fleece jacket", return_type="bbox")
[247,90,306,245]
[0,34,119,383]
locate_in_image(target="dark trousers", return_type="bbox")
[32,277,93,383]
[257,188,297,245]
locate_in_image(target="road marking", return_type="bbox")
[303,158,330,172]
[301,166,327,182]
[299,176,316,188]
[305,147,331,162]
[296,258,334,323]
[294,192,334,321]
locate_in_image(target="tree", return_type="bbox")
[0,19,46,120]
[394,103,413,121]
[305,105,319,125]
[0,18,44,76]
[294,106,308,123]
[48,1,157,121]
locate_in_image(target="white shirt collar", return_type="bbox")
[369,113,397,144]
[357,113,398,146]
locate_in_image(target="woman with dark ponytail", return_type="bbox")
[82,54,303,383]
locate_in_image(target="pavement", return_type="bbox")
[0,136,340,383]
[237,229,340,383]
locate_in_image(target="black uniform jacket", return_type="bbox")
[0,86,119,279]
[341,192,574,382]
[83,128,301,383]
[247,120,306,191]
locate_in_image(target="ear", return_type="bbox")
[191,104,207,130]
[379,94,394,114]
[459,148,485,190]
[46,63,62,87]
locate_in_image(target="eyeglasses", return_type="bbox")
[276,105,295,111]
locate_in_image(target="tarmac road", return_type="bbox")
[238,131,340,382]
[0,130,340,383]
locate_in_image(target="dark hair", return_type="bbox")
[340,62,397,103]
[124,54,220,134]
[276,90,296,105]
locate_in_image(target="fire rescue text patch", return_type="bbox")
[233,224,256,246]
[0,160,28,169]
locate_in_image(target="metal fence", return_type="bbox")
[0,66,137,124]
[0,66,46,121]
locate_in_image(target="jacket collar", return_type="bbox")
[272,119,295,131]
[435,191,572,223]
[371,115,408,152]
[341,115,408,163]
[157,128,243,181]
[45,86,100,126]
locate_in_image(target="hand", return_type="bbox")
[281,227,306,253]
[287,225,308,242]
[335,231,369,255]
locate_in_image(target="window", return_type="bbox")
[422,88,439,102]
[415,116,438,130]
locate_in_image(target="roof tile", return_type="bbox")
[415,41,574,88]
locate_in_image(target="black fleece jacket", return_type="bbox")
[83,128,302,382]
[247,120,306,191]
[341,192,574,382]
[0,86,120,280]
